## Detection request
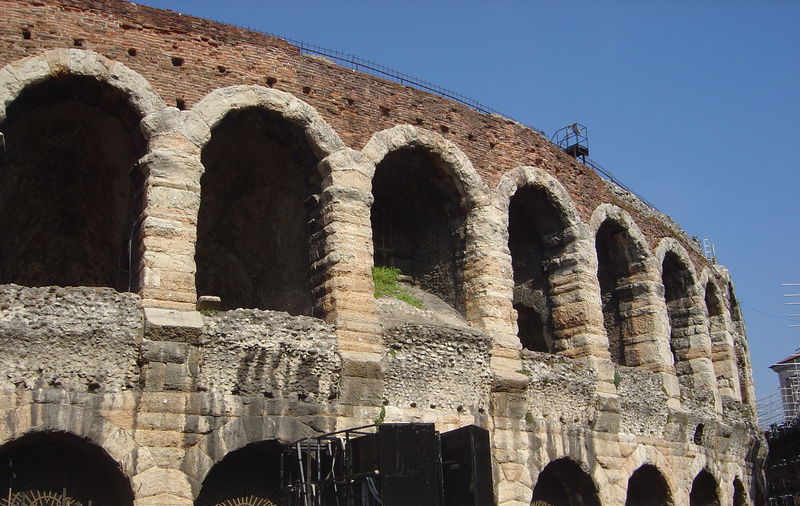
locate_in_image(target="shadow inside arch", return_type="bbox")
[0,431,134,505]
[195,440,284,506]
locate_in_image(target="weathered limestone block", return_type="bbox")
[0,285,142,392]
[197,309,340,402]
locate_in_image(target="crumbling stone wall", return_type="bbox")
[0,284,142,392]
[0,1,764,505]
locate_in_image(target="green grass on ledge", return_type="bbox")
[372,266,424,309]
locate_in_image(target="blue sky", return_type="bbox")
[136,0,799,399]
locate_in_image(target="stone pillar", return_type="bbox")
[709,315,741,401]
[137,108,210,310]
[620,269,682,407]
[316,149,384,406]
[464,202,525,384]
[131,307,205,504]
[669,289,722,413]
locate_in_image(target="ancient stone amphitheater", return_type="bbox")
[0,1,764,504]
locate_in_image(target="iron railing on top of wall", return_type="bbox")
[236,27,662,212]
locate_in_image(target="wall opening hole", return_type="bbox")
[171,56,184,66]
[508,185,569,353]
[0,75,145,290]
[693,423,704,445]
[196,107,320,314]
[371,147,466,314]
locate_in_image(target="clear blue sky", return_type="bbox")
[136,0,799,400]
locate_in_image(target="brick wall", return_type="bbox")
[0,0,709,272]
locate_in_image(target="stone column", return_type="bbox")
[316,149,384,406]
[137,108,210,310]
[709,314,741,401]
[667,288,722,414]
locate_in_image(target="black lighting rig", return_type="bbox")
[281,423,494,506]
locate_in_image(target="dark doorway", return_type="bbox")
[530,458,600,506]
[689,469,720,506]
[508,187,570,353]
[195,440,284,506]
[595,220,643,366]
[662,252,695,378]
[0,432,134,505]
[732,477,746,506]
[625,464,673,506]
[196,107,320,315]
[0,75,145,291]
[371,147,466,312]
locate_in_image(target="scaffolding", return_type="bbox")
[759,366,800,430]
[758,353,800,505]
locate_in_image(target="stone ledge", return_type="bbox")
[144,307,204,344]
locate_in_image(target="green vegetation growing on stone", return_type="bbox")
[372,266,424,309]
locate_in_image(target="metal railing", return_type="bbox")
[219,22,663,214]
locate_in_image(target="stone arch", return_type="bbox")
[590,204,666,368]
[732,476,746,506]
[625,463,674,506]
[185,415,317,497]
[493,167,607,359]
[0,400,155,488]
[362,125,489,315]
[190,85,345,163]
[362,125,488,210]
[721,276,754,405]
[497,168,583,353]
[0,48,165,123]
[0,431,135,505]
[495,167,582,228]
[0,49,164,291]
[699,270,741,400]
[690,468,721,506]
[188,86,346,314]
[530,457,601,506]
[194,439,285,506]
[657,238,720,411]
[656,238,699,283]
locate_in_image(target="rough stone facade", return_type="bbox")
[0,1,763,504]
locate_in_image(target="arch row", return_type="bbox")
[0,49,748,405]
[521,447,750,506]
[0,423,751,505]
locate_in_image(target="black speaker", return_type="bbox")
[350,423,442,506]
[440,425,495,506]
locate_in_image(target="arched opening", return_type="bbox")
[196,107,320,314]
[705,280,738,399]
[728,282,751,404]
[704,282,723,319]
[728,283,743,323]
[689,469,720,506]
[662,251,695,378]
[195,440,283,506]
[530,458,600,506]
[595,219,645,365]
[371,147,466,312]
[0,431,133,505]
[508,186,569,353]
[732,477,746,506]
[0,75,146,291]
[625,464,673,506]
